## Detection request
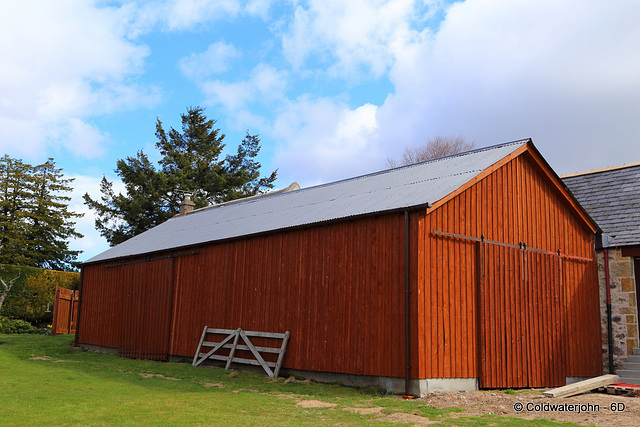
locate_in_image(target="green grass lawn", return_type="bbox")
[0,335,579,426]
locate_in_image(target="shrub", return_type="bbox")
[0,316,39,334]
[0,264,80,324]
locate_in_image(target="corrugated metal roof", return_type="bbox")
[84,139,529,264]
[563,164,640,248]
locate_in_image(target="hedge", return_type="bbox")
[0,264,79,326]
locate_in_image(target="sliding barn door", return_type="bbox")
[119,258,174,361]
[479,242,565,388]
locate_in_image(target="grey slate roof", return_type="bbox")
[84,139,529,264]
[563,165,640,248]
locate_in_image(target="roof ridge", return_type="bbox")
[83,138,530,264]
[177,139,531,216]
[285,138,531,194]
[560,161,640,178]
[187,182,301,215]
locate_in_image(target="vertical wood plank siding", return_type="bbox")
[79,214,410,377]
[477,246,566,388]
[78,263,123,349]
[77,148,600,386]
[417,153,601,385]
[79,258,175,360]
[51,287,79,335]
[168,215,410,377]
[118,259,174,360]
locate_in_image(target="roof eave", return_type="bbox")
[81,201,433,267]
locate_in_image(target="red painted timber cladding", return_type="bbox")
[78,258,174,361]
[118,259,173,360]
[77,148,601,386]
[168,215,409,377]
[78,214,410,377]
[477,245,566,388]
[416,153,601,385]
[78,263,123,349]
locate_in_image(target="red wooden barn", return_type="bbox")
[76,139,602,394]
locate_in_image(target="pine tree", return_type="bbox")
[84,106,278,246]
[0,156,32,266]
[0,155,83,270]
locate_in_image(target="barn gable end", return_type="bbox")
[76,139,602,395]
[416,149,601,390]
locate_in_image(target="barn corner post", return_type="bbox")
[404,210,411,397]
[165,255,177,361]
[73,266,84,346]
[475,235,485,388]
[403,207,426,397]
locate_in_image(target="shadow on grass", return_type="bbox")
[1,335,584,426]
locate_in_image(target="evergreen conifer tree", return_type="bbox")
[84,106,277,246]
[0,155,82,270]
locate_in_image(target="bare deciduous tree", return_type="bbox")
[387,136,476,167]
[0,268,20,313]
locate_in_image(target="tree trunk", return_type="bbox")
[0,271,20,313]
[0,281,9,313]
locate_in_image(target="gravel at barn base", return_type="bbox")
[417,389,639,426]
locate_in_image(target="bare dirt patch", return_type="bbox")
[139,373,181,380]
[343,406,384,415]
[343,405,440,424]
[418,389,639,426]
[270,393,300,400]
[296,400,338,408]
[29,356,71,362]
[382,411,436,425]
[201,382,226,388]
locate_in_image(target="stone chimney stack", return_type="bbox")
[179,194,195,216]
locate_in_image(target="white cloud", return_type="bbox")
[59,119,109,160]
[67,174,126,262]
[165,0,241,30]
[268,0,640,185]
[0,1,157,161]
[272,98,380,185]
[375,0,640,173]
[130,0,277,33]
[202,64,288,111]
[135,0,261,31]
[245,0,276,19]
[179,41,241,79]
[281,0,436,78]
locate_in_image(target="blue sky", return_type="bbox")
[2,0,640,262]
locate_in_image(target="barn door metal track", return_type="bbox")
[432,230,592,261]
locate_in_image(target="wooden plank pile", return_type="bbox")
[600,383,640,397]
[542,375,619,398]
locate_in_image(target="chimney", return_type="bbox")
[179,194,195,216]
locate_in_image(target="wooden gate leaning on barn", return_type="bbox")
[52,286,79,335]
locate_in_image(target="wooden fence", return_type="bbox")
[52,286,78,335]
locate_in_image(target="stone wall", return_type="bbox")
[597,248,639,372]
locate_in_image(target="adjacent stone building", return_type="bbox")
[563,163,640,373]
